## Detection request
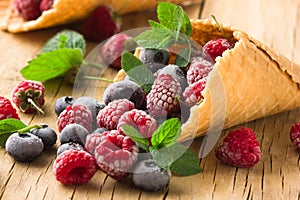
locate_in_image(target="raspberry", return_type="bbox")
[183,78,207,106]
[290,122,300,151]
[0,96,20,120]
[39,0,54,12]
[57,105,93,132]
[96,99,135,130]
[99,33,133,70]
[215,127,261,168]
[82,6,121,42]
[13,0,42,21]
[12,80,45,114]
[85,132,104,156]
[94,130,138,180]
[117,109,157,139]
[187,57,213,84]
[203,38,233,61]
[53,149,97,185]
[146,74,182,118]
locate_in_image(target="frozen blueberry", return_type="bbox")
[57,142,84,156]
[103,80,146,109]
[132,159,171,191]
[91,127,107,134]
[156,64,188,90]
[59,124,89,146]
[30,124,57,149]
[54,96,74,116]
[140,48,170,65]
[5,133,44,162]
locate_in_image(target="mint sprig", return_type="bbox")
[121,118,202,176]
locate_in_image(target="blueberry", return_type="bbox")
[54,96,74,116]
[30,124,57,149]
[132,159,171,191]
[57,142,84,156]
[5,133,44,162]
[157,64,188,90]
[91,127,107,134]
[103,80,146,109]
[140,48,170,65]
[59,124,89,146]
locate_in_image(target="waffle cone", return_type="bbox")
[0,0,199,33]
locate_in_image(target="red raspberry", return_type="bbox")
[203,38,233,61]
[183,78,207,106]
[57,105,93,132]
[117,109,157,139]
[53,149,98,185]
[290,122,300,151]
[82,6,121,42]
[99,33,133,70]
[0,96,20,120]
[187,57,213,84]
[85,132,104,156]
[96,99,134,130]
[12,80,45,114]
[13,0,42,21]
[215,127,261,168]
[146,74,182,118]
[94,130,138,180]
[39,0,54,12]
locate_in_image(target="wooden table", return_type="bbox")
[0,0,300,199]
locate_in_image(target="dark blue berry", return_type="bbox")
[103,80,146,109]
[132,159,171,191]
[57,142,84,156]
[140,48,170,65]
[91,127,107,134]
[59,124,89,146]
[54,96,74,116]
[5,133,44,162]
[30,124,57,149]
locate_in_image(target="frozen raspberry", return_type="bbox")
[146,74,182,118]
[187,57,213,84]
[53,149,97,185]
[215,127,261,168]
[0,96,20,120]
[183,78,207,106]
[12,80,45,114]
[94,130,138,180]
[39,0,54,12]
[14,0,42,21]
[99,33,132,69]
[85,132,105,156]
[82,6,121,42]
[203,38,233,61]
[57,104,93,132]
[290,122,300,151]
[117,109,157,139]
[96,99,134,130]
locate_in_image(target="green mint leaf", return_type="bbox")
[157,2,192,36]
[21,48,83,82]
[148,20,166,29]
[41,30,86,54]
[134,28,175,49]
[170,146,202,176]
[151,118,181,149]
[121,52,154,93]
[121,125,149,151]
[0,119,27,147]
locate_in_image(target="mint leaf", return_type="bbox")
[0,119,27,147]
[121,52,154,92]
[121,125,149,151]
[21,48,83,82]
[151,118,181,149]
[41,30,86,53]
[170,147,202,176]
[174,39,191,67]
[157,2,192,36]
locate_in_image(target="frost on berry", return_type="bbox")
[96,99,135,130]
[94,130,138,180]
[187,57,213,85]
[183,78,207,107]
[85,132,106,156]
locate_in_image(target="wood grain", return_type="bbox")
[0,1,299,199]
